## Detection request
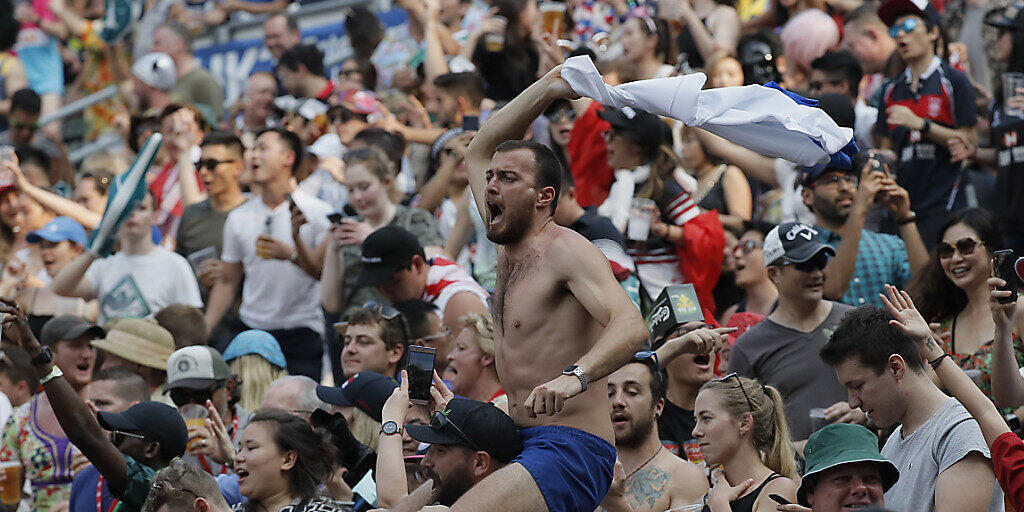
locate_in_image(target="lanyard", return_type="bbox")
[198,414,239,476]
[97,476,119,512]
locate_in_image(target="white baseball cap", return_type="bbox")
[132,52,177,92]
[164,346,232,391]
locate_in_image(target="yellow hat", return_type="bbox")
[91,318,175,370]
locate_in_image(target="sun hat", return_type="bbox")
[91,318,175,370]
[797,424,900,506]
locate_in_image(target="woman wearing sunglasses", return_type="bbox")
[910,208,1024,404]
[693,374,798,512]
[232,409,347,512]
[720,228,777,325]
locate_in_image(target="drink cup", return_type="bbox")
[539,2,566,37]
[484,16,507,52]
[627,198,656,241]
[180,404,209,450]
[0,461,22,506]
[809,407,829,433]
[1004,72,1024,117]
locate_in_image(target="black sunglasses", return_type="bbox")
[937,238,984,259]
[109,430,147,446]
[717,372,754,412]
[780,252,829,272]
[431,411,482,452]
[545,109,578,123]
[169,382,224,408]
[197,158,236,170]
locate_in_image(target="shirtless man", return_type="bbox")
[439,66,650,512]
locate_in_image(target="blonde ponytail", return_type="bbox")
[761,384,797,479]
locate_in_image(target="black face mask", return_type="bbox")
[310,410,377,487]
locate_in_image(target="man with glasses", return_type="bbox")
[163,346,251,477]
[729,222,859,444]
[0,89,59,160]
[338,304,411,380]
[394,300,452,372]
[800,161,927,308]
[598,354,708,512]
[142,460,233,512]
[874,0,978,247]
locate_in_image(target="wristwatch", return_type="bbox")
[380,420,403,436]
[39,365,63,386]
[562,365,588,392]
[31,347,53,366]
[921,119,932,135]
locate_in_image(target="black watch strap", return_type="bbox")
[31,347,52,366]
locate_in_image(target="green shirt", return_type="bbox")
[114,455,157,512]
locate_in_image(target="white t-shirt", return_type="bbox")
[84,246,203,323]
[773,158,815,225]
[422,258,489,317]
[221,190,332,334]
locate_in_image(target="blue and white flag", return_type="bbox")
[560,55,858,169]
[88,133,161,257]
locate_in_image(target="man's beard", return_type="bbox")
[615,411,656,449]
[813,194,850,226]
[421,466,476,506]
[485,207,531,245]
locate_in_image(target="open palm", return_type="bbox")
[879,284,932,341]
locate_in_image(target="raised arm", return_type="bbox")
[986,278,1024,408]
[50,252,98,299]
[466,66,580,221]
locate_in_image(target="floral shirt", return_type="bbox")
[231,496,351,512]
[0,396,79,511]
[937,318,1024,405]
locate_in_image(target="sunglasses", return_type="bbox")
[545,109,578,123]
[417,328,451,344]
[109,430,147,446]
[431,410,482,452]
[735,239,761,255]
[633,350,661,373]
[809,78,845,91]
[889,17,920,38]
[810,174,859,188]
[169,383,224,408]
[339,69,362,77]
[779,252,830,272]
[364,301,412,343]
[716,372,754,412]
[196,158,236,170]
[936,238,984,259]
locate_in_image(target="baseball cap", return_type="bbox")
[356,226,425,288]
[597,107,671,148]
[798,424,899,506]
[877,0,942,27]
[164,346,232,392]
[316,372,398,422]
[27,216,88,246]
[800,164,857,187]
[39,316,105,347]
[762,222,835,266]
[98,401,189,459]
[92,318,175,370]
[985,3,1024,30]
[406,398,522,463]
[308,133,344,160]
[222,330,287,369]
[132,53,177,92]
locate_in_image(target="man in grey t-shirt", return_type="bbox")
[822,305,1002,512]
[730,223,862,441]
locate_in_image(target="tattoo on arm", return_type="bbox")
[626,466,671,510]
[926,337,939,352]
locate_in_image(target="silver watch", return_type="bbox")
[562,365,588,392]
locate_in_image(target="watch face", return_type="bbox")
[382,421,399,434]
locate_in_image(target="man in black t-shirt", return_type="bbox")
[653,322,719,464]
[553,169,636,282]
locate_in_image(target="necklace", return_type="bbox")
[626,445,662,480]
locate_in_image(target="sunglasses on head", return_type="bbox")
[109,430,147,446]
[364,301,412,342]
[431,410,482,452]
[716,372,755,412]
[633,350,661,373]
[889,17,920,38]
[169,382,224,408]
[545,109,578,124]
[936,238,984,259]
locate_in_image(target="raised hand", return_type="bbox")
[879,284,932,343]
[382,370,412,424]
[707,467,755,511]
[429,370,454,413]
[989,276,1017,332]
[0,298,42,355]
[675,326,737,355]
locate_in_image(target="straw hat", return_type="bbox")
[91,318,175,370]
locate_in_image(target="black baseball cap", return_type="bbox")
[40,316,105,347]
[356,226,425,288]
[762,222,836,266]
[316,371,398,423]
[877,0,942,27]
[597,107,671,148]
[985,3,1024,30]
[97,401,189,459]
[407,398,522,463]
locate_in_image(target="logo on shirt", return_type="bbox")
[1005,131,1019,148]
[927,97,942,118]
[100,275,152,320]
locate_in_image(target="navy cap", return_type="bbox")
[597,106,671,149]
[356,226,424,288]
[406,398,522,463]
[800,164,857,187]
[762,222,835,266]
[98,401,189,459]
[27,217,88,246]
[878,0,942,26]
[316,372,398,422]
[985,3,1024,30]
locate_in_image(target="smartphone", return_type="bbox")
[0,146,13,165]
[994,249,1019,304]
[406,345,436,406]
[462,115,480,131]
[327,212,344,224]
[769,494,791,506]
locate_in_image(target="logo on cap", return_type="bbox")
[622,107,636,119]
[176,355,197,374]
[361,256,382,264]
[785,224,818,241]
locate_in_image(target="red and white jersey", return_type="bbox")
[422,258,489,316]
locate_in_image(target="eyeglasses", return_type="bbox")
[779,252,830,272]
[545,109,578,124]
[936,238,984,259]
[339,69,362,77]
[169,382,224,408]
[889,17,920,38]
[441,147,461,159]
[633,350,660,373]
[810,174,859,188]
[417,328,451,344]
[431,410,482,452]
[735,239,761,255]
[364,301,412,343]
[9,120,39,131]
[716,372,754,412]
[109,430,147,446]
[809,78,845,91]
[196,158,236,170]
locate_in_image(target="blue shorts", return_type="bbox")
[514,426,616,512]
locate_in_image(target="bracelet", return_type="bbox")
[928,353,950,370]
[897,212,917,225]
[39,365,63,386]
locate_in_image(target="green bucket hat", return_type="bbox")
[797,424,900,506]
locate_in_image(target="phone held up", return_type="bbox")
[994,249,1019,304]
[406,345,436,406]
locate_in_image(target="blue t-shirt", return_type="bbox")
[69,465,116,512]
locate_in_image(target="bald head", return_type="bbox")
[260,376,328,421]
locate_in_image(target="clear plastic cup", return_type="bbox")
[0,461,21,506]
[1004,72,1024,117]
[627,198,656,241]
[180,404,209,450]
[484,16,507,52]
[809,407,829,433]
[539,2,566,37]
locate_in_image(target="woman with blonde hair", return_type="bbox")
[222,330,288,412]
[447,312,507,411]
[694,374,799,512]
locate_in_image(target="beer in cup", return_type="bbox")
[0,461,22,506]
[180,404,209,450]
[484,16,507,52]
[540,2,566,37]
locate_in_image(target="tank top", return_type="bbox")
[701,473,783,512]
